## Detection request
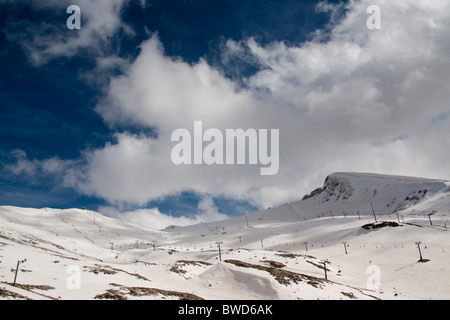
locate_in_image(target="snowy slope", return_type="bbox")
[1,172,449,300]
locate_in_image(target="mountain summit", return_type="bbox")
[299,172,449,218]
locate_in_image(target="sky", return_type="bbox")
[1,0,450,229]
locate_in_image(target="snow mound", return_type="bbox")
[194,262,279,299]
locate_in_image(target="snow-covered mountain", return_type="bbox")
[1,172,449,300]
[300,172,449,217]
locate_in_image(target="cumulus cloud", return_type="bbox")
[78,0,450,209]
[4,149,78,186]
[5,0,450,221]
[96,37,256,131]
[4,149,38,178]
[98,195,228,230]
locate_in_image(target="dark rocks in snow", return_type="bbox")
[302,187,325,200]
[361,221,401,230]
[302,174,354,202]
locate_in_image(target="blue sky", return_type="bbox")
[1,0,449,228]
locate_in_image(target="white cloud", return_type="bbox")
[98,195,228,230]
[2,0,133,65]
[96,36,255,131]
[4,149,77,185]
[5,149,38,177]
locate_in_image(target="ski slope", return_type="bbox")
[1,172,449,300]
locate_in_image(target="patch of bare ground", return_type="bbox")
[84,265,118,275]
[84,264,150,281]
[0,287,30,300]
[11,283,54,291]
[361,221,400,230]
[224,259,323,288]
[170,260,212,277]
[1,282,57,300]
[275,252,316,259]
[341,291,357,299]
[133,259,157,266]
[260,260,285,268]
[94,283,203,300]
[406,222,422,228]
[94,290,127,300]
